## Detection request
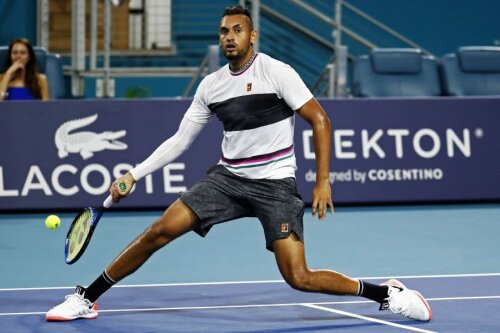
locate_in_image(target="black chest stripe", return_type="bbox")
[209,94,294,131]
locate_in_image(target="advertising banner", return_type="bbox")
[295,98,500,204]
[0,97,499,210]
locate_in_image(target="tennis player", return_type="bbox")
[47,5,431,322]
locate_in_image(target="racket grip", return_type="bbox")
[103,195,113,208]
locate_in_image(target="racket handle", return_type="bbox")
[103,195,113,208]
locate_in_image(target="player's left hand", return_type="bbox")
[311,179,334,221]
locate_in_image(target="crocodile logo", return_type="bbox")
[55,114,127,160]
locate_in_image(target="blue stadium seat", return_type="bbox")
[0,46,9,70]
[45,53,66,99]
[0,46,66,99]
[440,46,500,96]
[352,48,441,97]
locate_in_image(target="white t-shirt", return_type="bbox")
[185,52,313,179]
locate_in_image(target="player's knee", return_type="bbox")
[142,222,171,248]
[283,270,311,291]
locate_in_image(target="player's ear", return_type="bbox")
[250,30,258,46]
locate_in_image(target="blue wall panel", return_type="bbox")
[347,0,500,55]
[0,0,37,45]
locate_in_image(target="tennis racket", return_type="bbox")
[64,195,114,264]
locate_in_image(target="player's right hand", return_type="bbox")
[311,179,334,221]
[110,172,136,203]
[7,61,25,75]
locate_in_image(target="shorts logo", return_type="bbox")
[281,223,289,233]
[246,82,252,91]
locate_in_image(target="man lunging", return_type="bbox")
[46,5,431,323]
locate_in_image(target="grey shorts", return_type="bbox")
[179,165,305,251]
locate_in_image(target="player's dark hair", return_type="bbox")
[4,38,42,99]
[221,5,253,30]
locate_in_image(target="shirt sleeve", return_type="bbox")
[184,76,214,124]
[129,116,205,181]
[265,58,313,111]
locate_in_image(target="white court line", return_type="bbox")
[0,280,284,291]
[430,295,500,302]
[0,301,362,317]
[302,304,437,333]
[357,272,500,280]
[1,295,499,317]
[1,272,500,291]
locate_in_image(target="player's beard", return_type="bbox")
[223,47,241,61]
[223,40,250,62]
[224,52,238,61]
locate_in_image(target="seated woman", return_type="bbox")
[0,38,49,101]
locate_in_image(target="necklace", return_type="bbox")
[230,52,257,75]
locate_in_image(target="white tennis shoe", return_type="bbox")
[380,279,432,321]
[46,286,98,321]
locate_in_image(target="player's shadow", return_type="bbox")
[225,321,383,332]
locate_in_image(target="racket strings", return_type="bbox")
[67,211,92,261]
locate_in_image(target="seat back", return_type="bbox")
[440,46,500,96]
[0,46,9,71]
[45,53,66,99]
[0,46,47,72]
[352,48,441,97]
[0,46,66,99]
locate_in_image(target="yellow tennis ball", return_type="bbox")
[45,215,61,230]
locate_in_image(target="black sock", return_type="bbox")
[357,280,389,303]
[84,270,116,303]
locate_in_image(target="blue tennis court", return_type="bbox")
[1,204,499,332]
